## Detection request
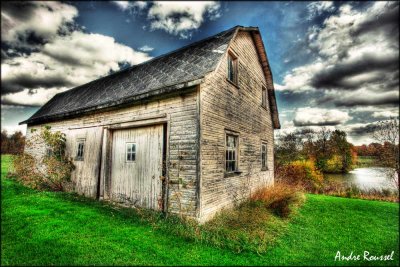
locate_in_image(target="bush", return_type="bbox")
[193,183,305,253]
[11,126,74,191]
[276,160,323,192]
[250,183,305,218]
[10,153,42,188]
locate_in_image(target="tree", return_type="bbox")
[1,130,25,155]
[328,130,355,173]
[275,132,302,165]
[373,118,399,189]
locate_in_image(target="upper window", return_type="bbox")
[126,143,136,162]
[227,53,238,85]
[262,87,267,108]
[226,134,238,172]
[76,139,85,160]
[261,143,268,170]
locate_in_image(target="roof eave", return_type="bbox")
[20,78,204,125]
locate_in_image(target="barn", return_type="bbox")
[20,26,280,222]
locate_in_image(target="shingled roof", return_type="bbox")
[21,26,280,128]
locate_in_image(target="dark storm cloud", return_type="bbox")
[351,2,399,40]
[293,120,343,127]
[334,95,399,107]
[348,123,377,135]
[2,74,73,94]
[1,2,37,22]
[311,55,399,90]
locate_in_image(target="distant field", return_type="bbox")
[1,155,399,266]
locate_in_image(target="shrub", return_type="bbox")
[11,126,74,191]
[276,160,323,192]
[10,153,42,188]
[250,182,305,218]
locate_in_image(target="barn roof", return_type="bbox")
[21,26,280,129]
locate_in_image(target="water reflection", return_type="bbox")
[325,167,398,192]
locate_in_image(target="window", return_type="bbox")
[126,143,136,162]
[262,87,267,108]
[261,143,268,170]
[227,53,238,84]
[226,134,238,172]
[76,139,85,160]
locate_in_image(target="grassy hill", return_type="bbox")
[1,155,399,266]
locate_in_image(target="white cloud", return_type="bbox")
[139,45,154,52]
[372,110,399,119]
[293,107,351,126]
[2,31,152,100]
[1,124,27,135]
[147,1,221,38]
[278,1,399,109]
[1,88,69,107]
[112,1,148,12]
[113,1,130,10]
[307,1,335,20]
[1,1,78,48]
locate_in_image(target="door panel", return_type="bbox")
[110,125,163,210]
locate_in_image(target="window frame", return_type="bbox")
[225,132,239,174]
[262,86,267,109]
[261,142,268,171]
[75,138,85,161]
[125,142,136,163]
[227,51,238,86]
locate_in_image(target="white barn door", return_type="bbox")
[110,125,163,210]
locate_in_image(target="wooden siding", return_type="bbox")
[26,89,199,217]
[199,30,275,222]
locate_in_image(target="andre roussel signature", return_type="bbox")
[335,251,395,262]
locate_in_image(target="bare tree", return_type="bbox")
[373,118,399,189]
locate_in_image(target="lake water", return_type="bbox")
[325,167,398,192]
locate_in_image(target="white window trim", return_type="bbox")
[225,131,240,173]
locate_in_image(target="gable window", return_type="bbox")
[126,143,136,162]
[262,87,267,108]
[261,143,268,170]
[75,139,85,161]
[227,52,238,85]
[226,134,238,172]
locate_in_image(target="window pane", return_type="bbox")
[232,151,235,161]
[127,153,131,161]
[132,144,136,152]
[127,146,131,152]
[132,153,136,161]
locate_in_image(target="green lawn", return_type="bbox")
[1,155,399,266]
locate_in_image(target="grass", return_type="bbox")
[357,156,379,167]
[1,154,399,266]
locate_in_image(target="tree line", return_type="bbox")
[1,130,25,155]
[275,128,357,174]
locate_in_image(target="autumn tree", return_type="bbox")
[373,118,399,188]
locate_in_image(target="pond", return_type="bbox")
[325,167,398,192]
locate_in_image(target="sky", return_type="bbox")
[1,1,399,145]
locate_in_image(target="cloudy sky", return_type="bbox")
[1,1,399,145]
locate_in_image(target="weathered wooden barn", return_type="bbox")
[21,26,280,222]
